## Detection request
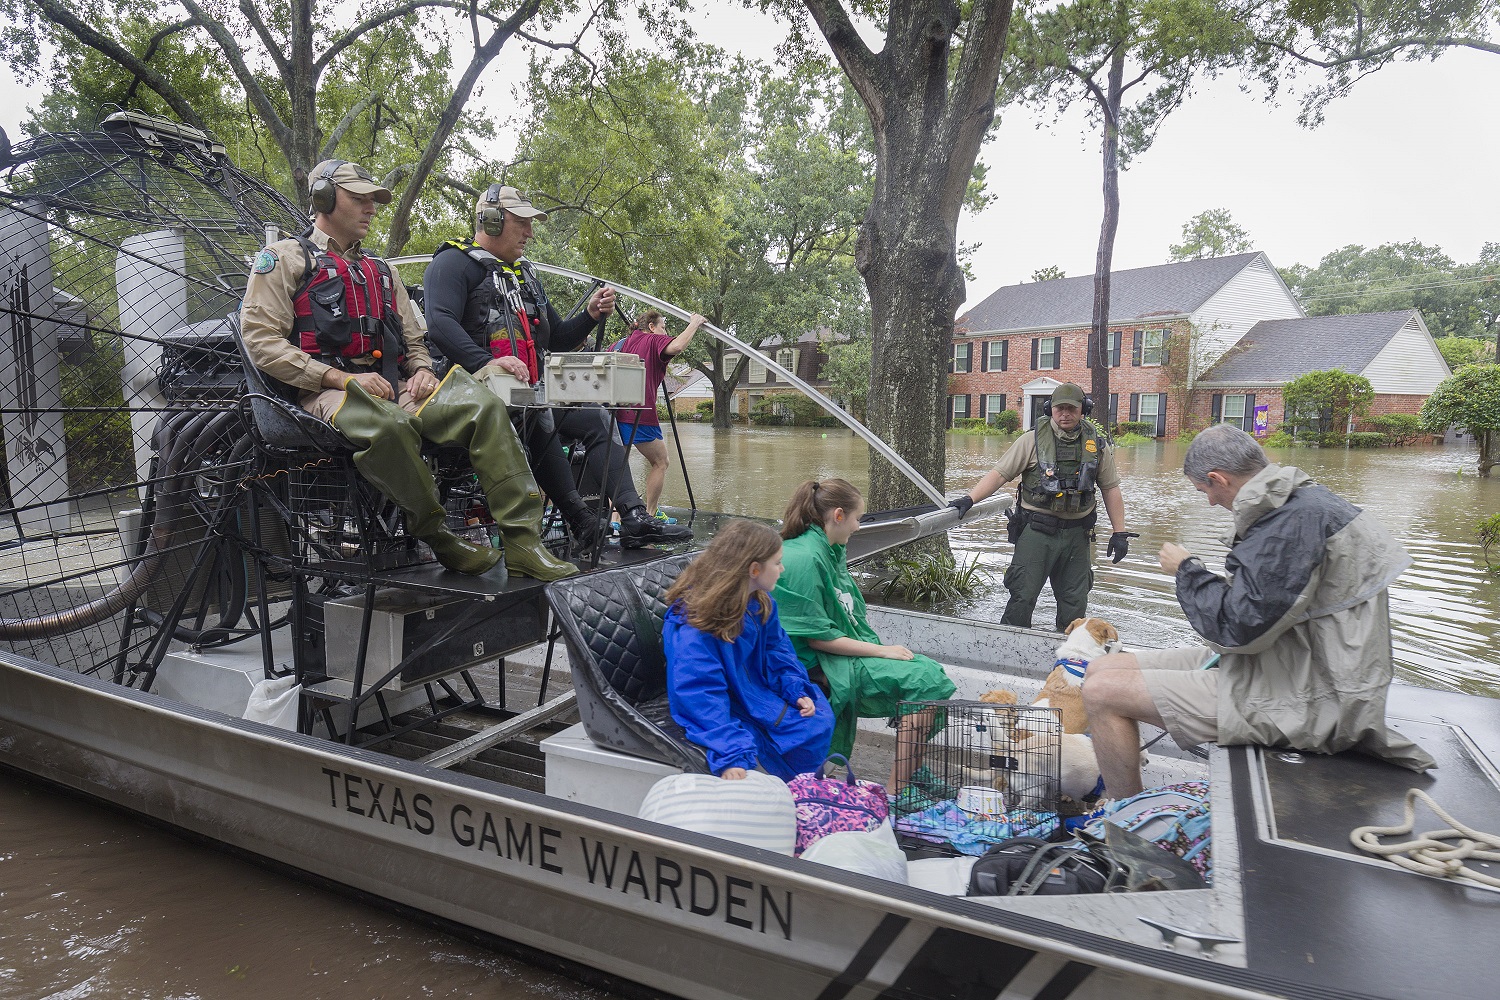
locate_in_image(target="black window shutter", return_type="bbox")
[1245,393,1257,431]
[978,395,987,418]
[1110,332,1121,367]
[1156,394,1168,437]
[1211,394,1222,422]
[1000,341,1008,371]
[1050,337,1061,369]
[1031,338,1039,370]
[1108,393,1118,426]
[999,394,1006,412]
[1129,393,1139,421]
[1131,331,1142,366]
[979,342,989,372]
[963,394,972,418]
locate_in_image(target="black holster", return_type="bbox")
[1006,503,1027,544]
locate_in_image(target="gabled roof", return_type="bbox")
[1198,311,1420,384]
[957,252,1265,334]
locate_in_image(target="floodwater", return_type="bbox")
[3,423,1497,999]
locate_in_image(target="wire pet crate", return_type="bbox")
[893,699,1063,854]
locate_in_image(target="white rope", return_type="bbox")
[1350,788,1500,889]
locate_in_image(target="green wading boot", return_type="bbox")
[417,369,577,582]
[330,382,501,575]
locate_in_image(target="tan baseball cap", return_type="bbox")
[476,185,548,222]
[310,160,392,204]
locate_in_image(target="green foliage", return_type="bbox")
[951,417,992,432]
[820,337,872,422]
[881,551,988,606]
[1434,335,1493,371]
[989,409,1021,433]
[1168,208,1253,261]
[1347,432,1389,448]
[749,394,839,428]
[1419,365,1500,437]
[1239,2,1500,127]
[1030,265,1067,282]
[1175,428,1200,442]
[58,337,134,493]
[1282,369,1374,436]
[1262,430,1295,447]
[695,400,714,415]
[1114,420,1156,437]
[1369,413,1427,445]
[1478,513,1500,574]
[1281,242,1500,342]
[1113,432,1154,445]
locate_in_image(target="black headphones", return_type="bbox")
[309,159,346,215]
[478,183,506,237]
[1042,393,1094,417]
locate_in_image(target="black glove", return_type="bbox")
[1106,531,1140,564]
[947,495,974,517]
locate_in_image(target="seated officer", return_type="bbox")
[422,185,692,548]
[238,159,575,581]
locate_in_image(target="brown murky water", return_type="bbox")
[4,423,1496,998]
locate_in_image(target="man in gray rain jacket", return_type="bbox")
[1083,423,1435,797]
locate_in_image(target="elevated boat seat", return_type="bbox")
[545,553,709,772]
[228,313,353,456]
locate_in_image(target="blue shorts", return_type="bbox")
[619,422,663,445]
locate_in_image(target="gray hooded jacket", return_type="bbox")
[1175,463,1435,771]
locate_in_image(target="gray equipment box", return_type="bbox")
[324,588,548,690]
[476,366,546,407]
[545,351,647,406]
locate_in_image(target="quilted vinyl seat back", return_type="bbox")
[546,554,709,772]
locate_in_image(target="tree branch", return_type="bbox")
[317,0,501,74]
[802,0,884,122]
[236,0,288,80]
[1258,32,1500,69]
[30,0,209,130]
[948,0,1014,128]
[176,0,291,154]
[122,16,198,105]
[320,90,379,161]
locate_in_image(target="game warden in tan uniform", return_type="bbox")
[951,382,1133,631]
[238,158,574,580]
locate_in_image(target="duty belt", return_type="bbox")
[1026,508,1097,532]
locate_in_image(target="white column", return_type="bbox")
[116,230,185,488]
[0,205,75,535]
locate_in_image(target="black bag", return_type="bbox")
[967,837,1109,897]
[1005,503,1026,545]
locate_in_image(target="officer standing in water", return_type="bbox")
[947,383,1134,631]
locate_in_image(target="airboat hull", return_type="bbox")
[4,607,1497,1000]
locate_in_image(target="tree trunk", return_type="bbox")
[712,380,736,430]
[288,0,320,190]
[1481,430,1497,477]
[1087,45,1126,412]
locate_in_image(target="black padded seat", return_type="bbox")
[545,553,709,772]
[228,313,351,455]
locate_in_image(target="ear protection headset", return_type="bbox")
[309,159,346,215]
[478,183,506,237]
[1042,393,1094,417]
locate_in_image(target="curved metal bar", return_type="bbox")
[392,254,945,505]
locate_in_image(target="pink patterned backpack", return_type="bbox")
[788,755,890,856]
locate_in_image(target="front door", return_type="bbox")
[1030,393,1050,429]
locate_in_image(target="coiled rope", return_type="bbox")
[1350,788,1500,889]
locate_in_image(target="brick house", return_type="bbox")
[1190,310,1450,434]
[949,252,1303,436]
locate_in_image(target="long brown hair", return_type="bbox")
[635,309,664,333]
[665,520,783,642]
[781,478,862,540]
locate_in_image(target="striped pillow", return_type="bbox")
[638,771,797,855]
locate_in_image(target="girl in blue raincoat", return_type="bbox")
[663,520,835,780]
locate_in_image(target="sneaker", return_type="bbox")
[653,511,678,525]
[619,506,692,548]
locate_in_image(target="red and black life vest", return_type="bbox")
[291,237,405,366]
[439,239,551,382]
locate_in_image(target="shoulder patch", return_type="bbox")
[253,248,279,274]
[1085,439,1097,453]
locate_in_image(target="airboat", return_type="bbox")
[0,114,1495,1000]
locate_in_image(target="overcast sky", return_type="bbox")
[3,4,1493,306]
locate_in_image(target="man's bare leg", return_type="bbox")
[1081,652,1165,798]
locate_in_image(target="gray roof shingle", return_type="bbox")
[957,252,1264,333]
[1198,311,1418,384]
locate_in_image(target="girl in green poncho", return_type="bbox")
[772,478,956,789]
